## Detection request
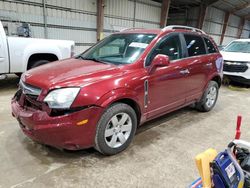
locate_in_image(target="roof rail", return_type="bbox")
[163,25,206,34]
[120,27,144,32]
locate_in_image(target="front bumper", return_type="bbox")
[11,100,104,150]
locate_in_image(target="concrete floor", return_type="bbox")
[1,75,250,188]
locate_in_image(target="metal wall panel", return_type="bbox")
[223,37,236,45]
[1,0,162,54]
[46,0,97,13]
[203,7,224,42]
[104,0,161,30]
[134,21,159,28]
[104,0,134,18]
[228,14,241,27]
[241,20,250,38]
[135,2,161,23]
[168,6,250,45]
[209,35,220,44]
[206,6,224,23]
[168,13,186,25]
[104,17,133,31]
[0,0,98,54]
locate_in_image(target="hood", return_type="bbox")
[221,51,250,62]
[22,58,122,89]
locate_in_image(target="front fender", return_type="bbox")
[96,88,142,109]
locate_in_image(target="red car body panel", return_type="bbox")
[12,101,104,149]
[11,28,223,150]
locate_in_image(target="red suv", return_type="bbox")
[12,26,223,155]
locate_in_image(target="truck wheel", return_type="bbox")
[30,60,50,69]
[15,73,22,77]
[196,81,219,112]
[95,103,137,155]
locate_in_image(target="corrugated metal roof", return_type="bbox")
[167,0,250,19]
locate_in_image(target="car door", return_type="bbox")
[203,36,223,75]
[181,33,209,102]
[0,23,9,74]
[145,33,188,119]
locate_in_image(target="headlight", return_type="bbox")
[44,88,80,109]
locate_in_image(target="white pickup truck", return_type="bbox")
[0,21,75,78]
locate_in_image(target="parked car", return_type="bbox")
[221,39,250,85]
[0,20,75,78]
[11,26,223,155]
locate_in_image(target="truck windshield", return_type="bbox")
[224,41,250,53]
[78,33,156,65]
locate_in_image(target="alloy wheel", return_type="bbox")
[206,86,217,108]
[104,113,132,148]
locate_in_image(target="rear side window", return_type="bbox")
[204,38,217,53]
[184,34,206,57]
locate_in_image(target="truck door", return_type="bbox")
[0,21,9,74]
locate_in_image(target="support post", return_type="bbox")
[133,0,136,27]
[42,0,48,38]
[160,0,171,28]
[97,0,104,41]
[220,12,230,45]
[197,3,207,29]
[237,18,245,39]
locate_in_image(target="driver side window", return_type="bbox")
[146,34,182,66]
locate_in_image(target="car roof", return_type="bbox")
[233,39,250,42]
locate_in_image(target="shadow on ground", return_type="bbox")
[0,74,19,91]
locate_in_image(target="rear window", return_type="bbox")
[184,34,206,57]
[204,38,217,53]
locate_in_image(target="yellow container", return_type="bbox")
[195,148,218,188]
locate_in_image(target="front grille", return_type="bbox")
[16,81,43,110]
[223,62,248,73]
[25,94,42,110]
[19,80,41,96]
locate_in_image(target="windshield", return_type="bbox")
[78,33,156,65]
[224,41,250,53]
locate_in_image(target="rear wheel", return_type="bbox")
[95,103,137,155]
[30,60,50,69]
[196,81,219,112]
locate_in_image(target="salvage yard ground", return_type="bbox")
[1,75,250,188]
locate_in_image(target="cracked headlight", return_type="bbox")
[44,88,80,109]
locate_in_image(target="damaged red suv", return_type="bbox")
[12,26,223,155]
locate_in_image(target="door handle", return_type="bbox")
[179,69,190,75]
[205,62,213,67]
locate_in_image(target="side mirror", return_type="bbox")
[151,54,170,68]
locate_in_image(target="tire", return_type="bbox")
[30,60,50,69]
[95,103,137,155]
[196,81,219,112]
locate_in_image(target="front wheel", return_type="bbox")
[196,81,219,112]
[95,103,137,155]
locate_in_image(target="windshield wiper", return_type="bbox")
[77,56,108,64]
